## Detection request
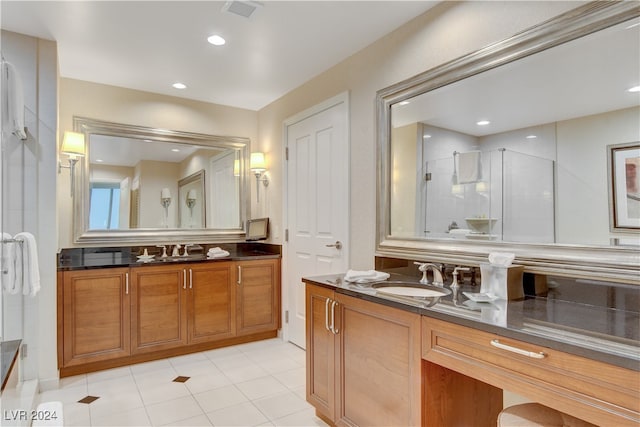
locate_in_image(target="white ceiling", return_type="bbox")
[1,0,437,111]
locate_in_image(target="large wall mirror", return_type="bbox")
[73,117,250,244]
[377,2,640,282]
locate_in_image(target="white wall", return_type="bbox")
[257,1,582,268]
[557,106,640,245]
[137,160,180,228]
[390,123,419,237]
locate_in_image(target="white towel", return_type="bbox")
[14,232,40,297]
[2,61,27,140]
[207,247,230,258]
[457,151,481,184]
[344,269,390,283]
[1,232,17,294]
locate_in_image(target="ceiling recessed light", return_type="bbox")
[207,35,226,46]
[172,82,187,89]
[96,159,103,162]
[526,135,537,139]
[628,85,640,93]
[476,120,490,126]
[171,148,180,152]
[423,134,432,139]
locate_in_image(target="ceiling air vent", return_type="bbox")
[221,1,262,19]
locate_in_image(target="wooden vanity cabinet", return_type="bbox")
[306,284,337,422]
[130,261,237,352]
[422,317,640,426]
[188,262,236,343]
[130,264,188,354]
[59,258,280,376]
[235,259,281,335]
[60,268,131,367]
[305,284,422,426]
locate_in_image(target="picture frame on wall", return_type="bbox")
[608,142,640,232]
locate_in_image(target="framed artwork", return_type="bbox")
[608,142,640,232]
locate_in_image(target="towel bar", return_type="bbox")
[1,238,23,244]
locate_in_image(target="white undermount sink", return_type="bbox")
[371,281,451,306]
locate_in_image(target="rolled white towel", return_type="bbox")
[344,269,390,283]
[15,232,40,296]
[207,247,230,258]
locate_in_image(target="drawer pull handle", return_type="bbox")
[491,339,546,359]
[330,300,339,334]
[125,273,129,295]
[325,298,331,332]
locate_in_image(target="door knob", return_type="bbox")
[326,241,343,250]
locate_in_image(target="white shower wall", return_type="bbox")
[1,30,58,388]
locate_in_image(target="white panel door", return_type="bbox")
[209,151,239,228]
[286,95,349,348]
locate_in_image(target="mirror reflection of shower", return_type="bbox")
[422,148,555,242]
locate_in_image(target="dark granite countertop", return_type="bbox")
[58,243,281,271]
[302,273,640,371]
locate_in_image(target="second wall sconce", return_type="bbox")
[250,152,269,203]
[58,131,86,197]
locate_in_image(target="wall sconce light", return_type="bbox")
[161,187,172,227]
[58,131,86,197]
[250,152,269,202]
[186,189,197,227]
[186,189,197,209]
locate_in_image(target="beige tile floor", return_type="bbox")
[38,338,328,426]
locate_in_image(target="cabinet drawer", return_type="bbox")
[422,317,639,426]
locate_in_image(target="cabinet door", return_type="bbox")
[305,284,337,423]
[62,268,131,367]
[188,262,236,344]
[335,293,422,427]
[235,259,281,335]
[130,265,188,354]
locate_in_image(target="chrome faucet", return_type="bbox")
[450,266,470,290]
[414,262,444,287]
[182,244,194,256]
